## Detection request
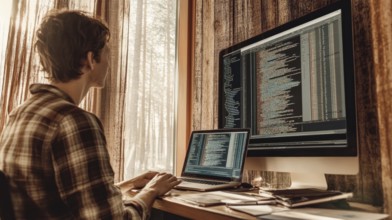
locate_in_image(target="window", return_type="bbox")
[122,0,178,179]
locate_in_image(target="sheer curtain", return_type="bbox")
[120,0,177,179]
[96,0,177,180]
[0,0,177,182]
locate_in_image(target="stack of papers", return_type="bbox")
[172,190,389,219]
[173,191,272,207]
[259,188,353,208]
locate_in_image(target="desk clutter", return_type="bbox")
[172,190,267,207]
[171,189,389,219]
[172,188,351,208]
[258,188,353,208]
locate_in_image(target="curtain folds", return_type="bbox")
[0,0,177,183]
[0,1,54,133]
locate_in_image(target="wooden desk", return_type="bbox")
[127,189,258,219]
[127,189,386,220]
[152,191,258,220]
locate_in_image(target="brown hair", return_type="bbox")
[35,10,110,83]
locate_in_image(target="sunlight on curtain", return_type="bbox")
[68,1,96,11]
[0,0,54,131]
[66,1,101,114]
[0,1,13,93]
[122,0,177,179]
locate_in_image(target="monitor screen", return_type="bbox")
[218,0,357,157]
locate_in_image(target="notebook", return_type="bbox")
[174,128,250,191]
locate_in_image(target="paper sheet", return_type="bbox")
[173,191,260,206]
[270,208,389,220]
[228,205,288,216]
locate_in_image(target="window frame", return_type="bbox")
[175,0,193,175]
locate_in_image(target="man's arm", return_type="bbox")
[51,111,148,219]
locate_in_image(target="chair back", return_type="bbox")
[0,170,15,220]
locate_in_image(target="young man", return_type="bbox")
[0,10,180,219]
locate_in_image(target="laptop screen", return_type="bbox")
[181,129,250,181]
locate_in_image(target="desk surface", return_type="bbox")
[126,189,258,219]
[153,191,258,220]
[127,189,386,220]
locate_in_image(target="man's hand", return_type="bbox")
[142,173,181,197]
[115,171,159,193]
[124,172,181,209]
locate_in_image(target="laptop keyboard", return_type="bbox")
[181,178,225,185]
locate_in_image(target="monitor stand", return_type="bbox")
[289,172,328,190]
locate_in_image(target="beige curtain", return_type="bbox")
[0,1,53,132]
[0,0,177,183]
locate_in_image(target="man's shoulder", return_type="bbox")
[11,91,95,126]
[17,92,73,114]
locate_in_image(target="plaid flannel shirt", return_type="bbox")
[0,84,148,219]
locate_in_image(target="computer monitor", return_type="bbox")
[218,0,358,190]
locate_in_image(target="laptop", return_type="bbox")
[174,128,250,191]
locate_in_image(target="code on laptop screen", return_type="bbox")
[183,131,248,179]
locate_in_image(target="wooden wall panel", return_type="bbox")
[192,0,386,209]
[233,0,262,43]
[260,0,279,31]
[354,0,383,204]
[200,0,215,130]
[192,0,203,129]
[369,0,392,216]
[213,0,234,128]
[324,0,383,206]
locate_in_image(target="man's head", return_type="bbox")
[35,10,110,83]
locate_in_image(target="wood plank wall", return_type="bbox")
[191,0,386,210]
[369,0,392,215]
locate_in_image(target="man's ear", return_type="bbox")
[85,51,95,70]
